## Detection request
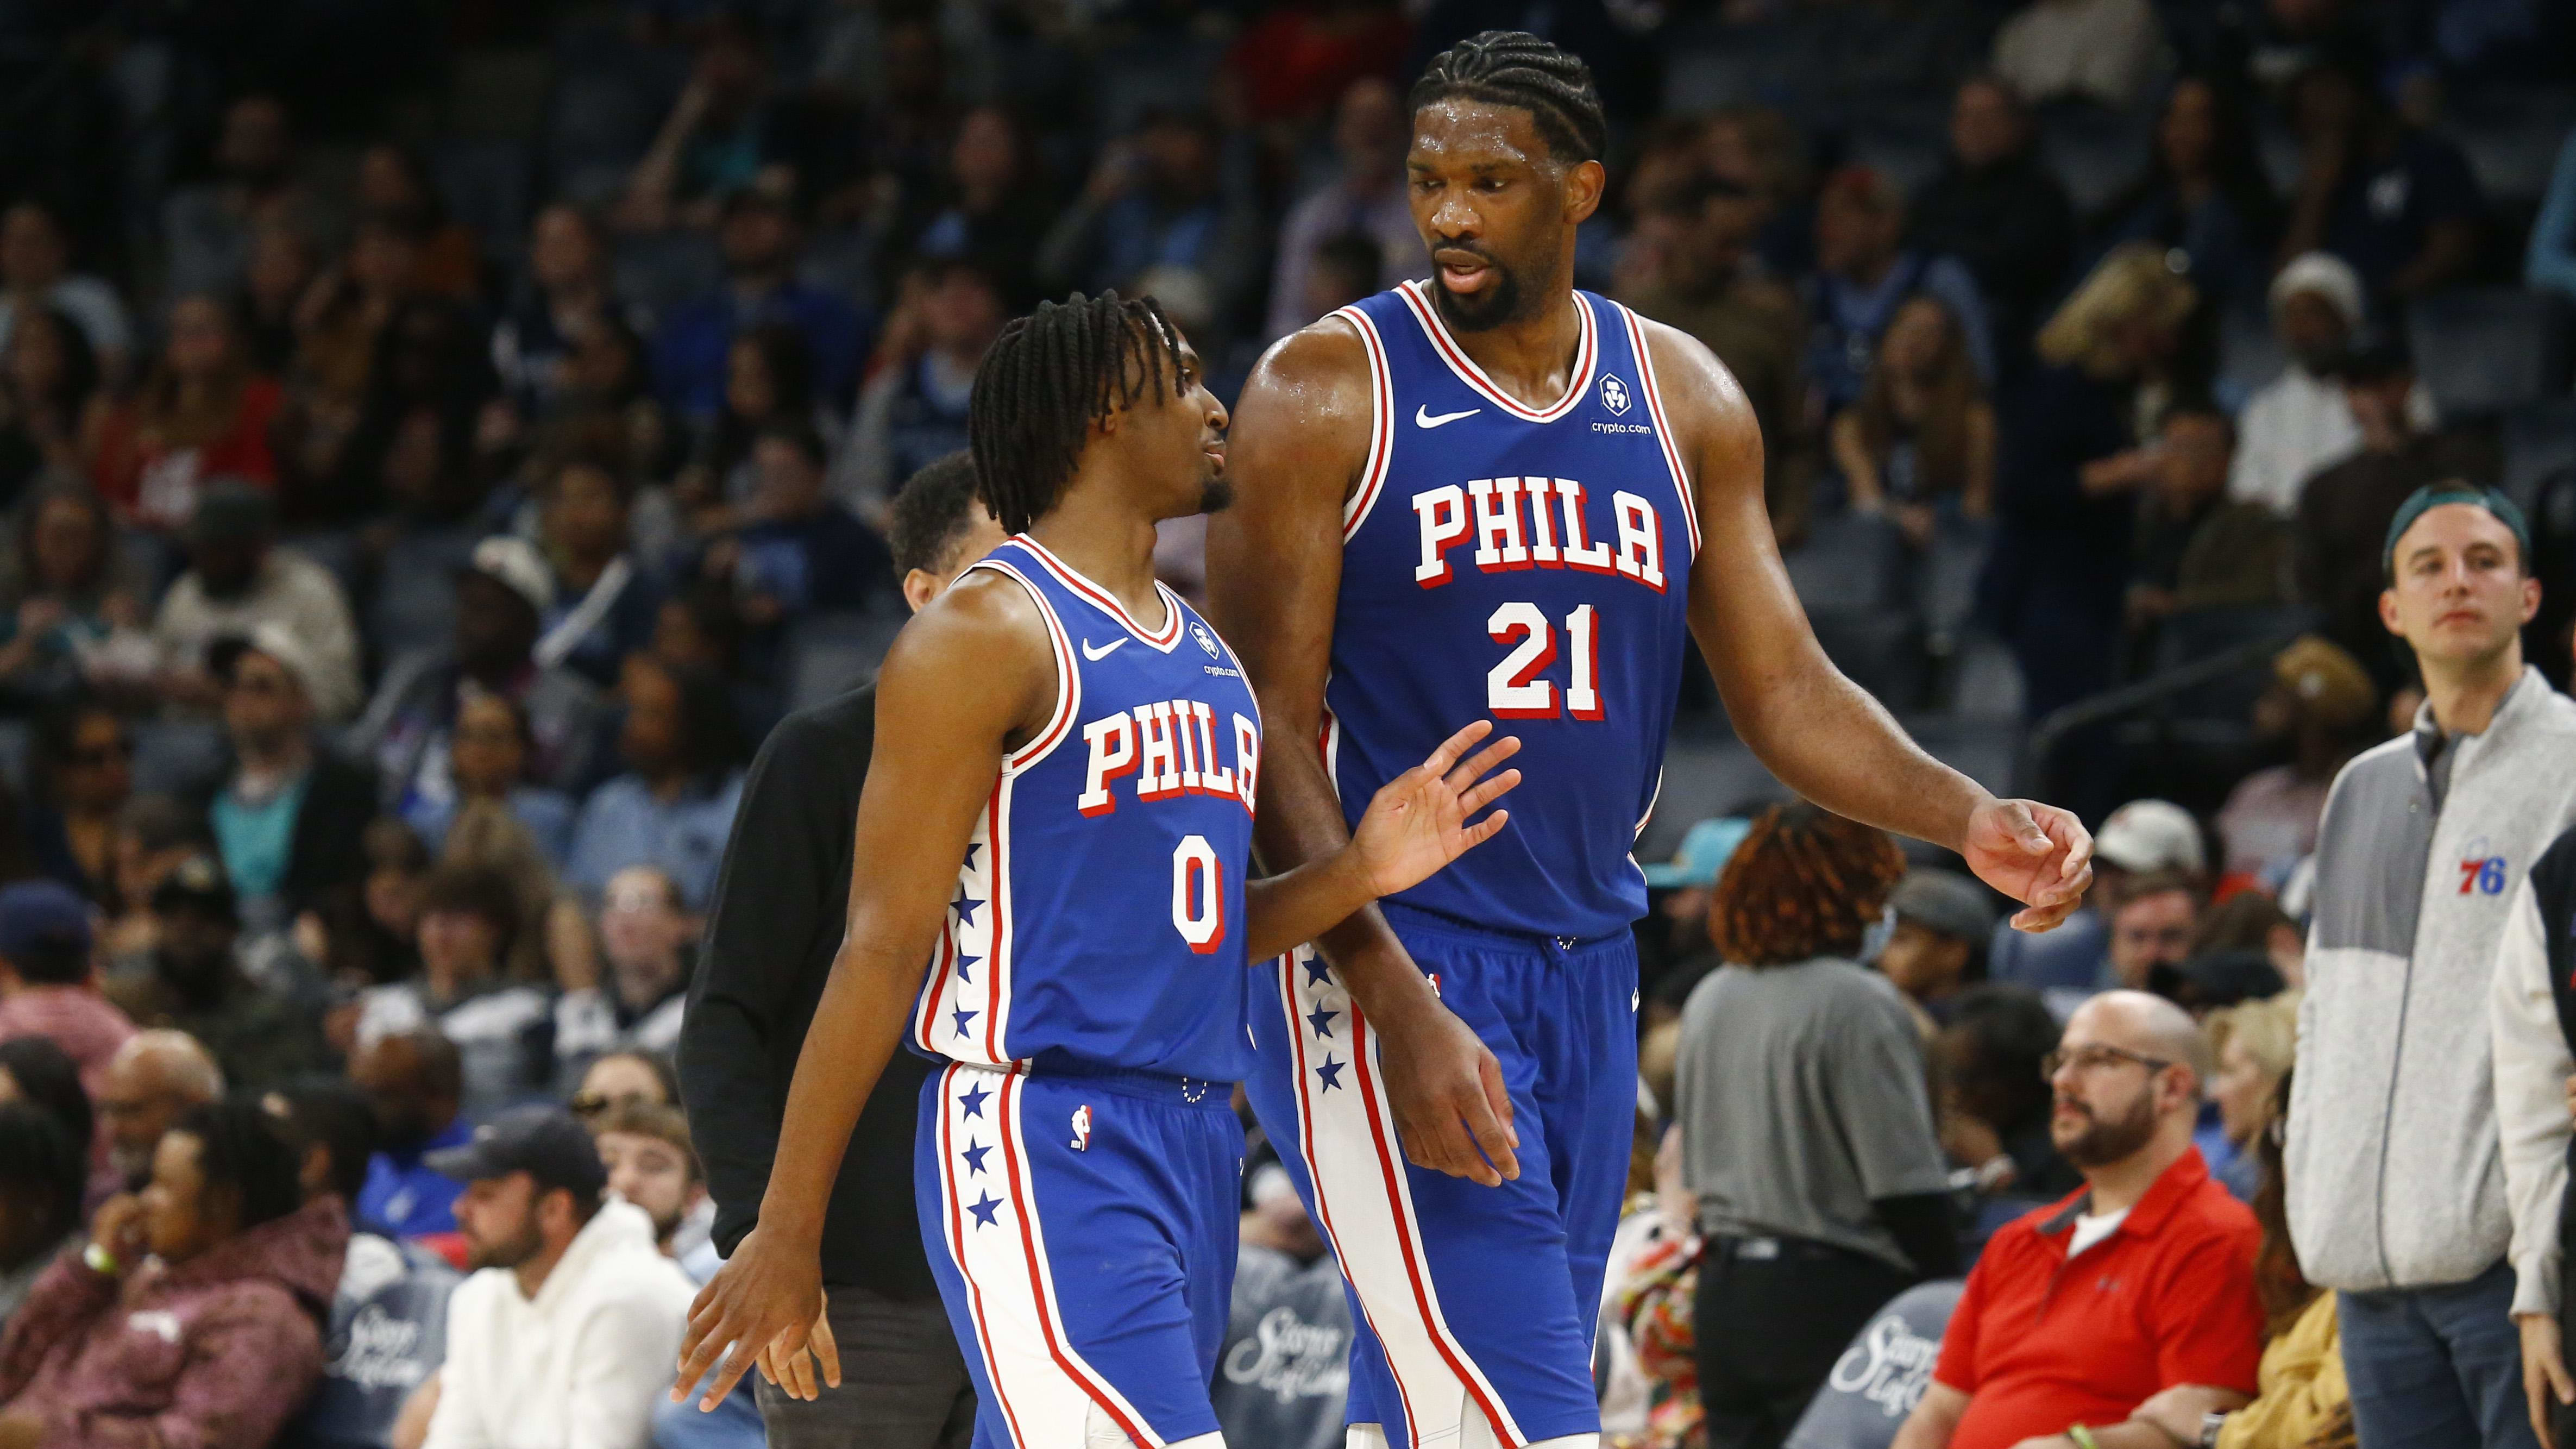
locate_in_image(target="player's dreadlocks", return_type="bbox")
[968,291,1184,535]
[1410,30,1608,166]
[1706,802,1908,967]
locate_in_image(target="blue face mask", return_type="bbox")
[1859,908,1897,963]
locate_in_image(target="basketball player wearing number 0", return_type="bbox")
[1208,33,2096,1449]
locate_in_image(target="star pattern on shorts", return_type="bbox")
[959,1082,991,1119]
[959,1140,991,1176]
[967,1192,1002,1228]
[1305,1003,1339,1040]
[962,844,981,871]
[951,1007,978,1038]
[954,953,981,983]
[951,886,983,928]
[1303,955,1332,988]
[1315,1053,1346,1092]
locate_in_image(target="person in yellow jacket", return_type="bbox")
[2134,1072,2356,1449]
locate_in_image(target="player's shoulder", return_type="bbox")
[1239,310,1374,415]
[1619,306,1750,411]
[883,563,1053,678]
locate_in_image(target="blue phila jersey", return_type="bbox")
[1324,281,1699,940]
[909,536,1264,1083]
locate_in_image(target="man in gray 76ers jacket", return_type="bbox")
[2286,487,2576,1449]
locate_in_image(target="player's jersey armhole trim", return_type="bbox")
[1393,279,1597,424]
[1332,305,1395,543]
[964,557,1083,774]
[1620,303,1704,561]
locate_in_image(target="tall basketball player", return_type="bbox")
[670,293,1525,1449]
[1208,34,2095,1449]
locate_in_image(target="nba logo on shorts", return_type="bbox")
[1600,374,1631,415]
[1070,1104,1092,1151]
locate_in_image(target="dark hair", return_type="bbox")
[361,141,451,231]
[662,582,745,676]
[754,419,829,473]
[417,864,523,960]
[888,451,988,578]
[0,1100,83,1247]
[2252,1069,2314,1335]
[172,1096,304,1233]
[969,291,1184,535]
[1311,233,1384,299]
[629,654,751,779]
[1707,802,1908,965]
[1410,30,1607,165]
[267,1079,379,1202]
[2097,73,2279,260]
[1943,982,2062,1136]
[13,478,114,607]
[2159,394,2235,443]
[361,814,431,874]
[1855,294,1983,500]
[0,1034,91,1161]
[365,1026,464,1105]
[2193,889,2296,957]
[593,1098,702,1184]
[2,305,101,421]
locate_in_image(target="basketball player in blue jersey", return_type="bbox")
[1208,33,2098,1449]
[671,292,1528,1449]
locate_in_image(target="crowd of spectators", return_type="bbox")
[0,0,2562,1446]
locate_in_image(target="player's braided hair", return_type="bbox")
[1410,30,1607,166]
[1706,802,1907,967]
[968,291,1184,535]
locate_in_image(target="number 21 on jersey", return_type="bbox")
[1488,602,1600,720]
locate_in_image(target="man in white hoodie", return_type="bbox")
[422,1106,697,1449]
[2228,252,2438,518]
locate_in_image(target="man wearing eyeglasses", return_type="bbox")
[1893,990,2264,1449]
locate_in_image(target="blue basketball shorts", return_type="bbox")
[915,1059,1245,1449]
[1243,904,1641,1448]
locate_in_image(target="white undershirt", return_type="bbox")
[2069,1207,2131,1258]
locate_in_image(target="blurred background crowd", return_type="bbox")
[0,0,2565,1444]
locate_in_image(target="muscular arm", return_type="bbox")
[1207,321,1523,1186]
[673,572,1053,1404]
[1645,321,2091,926]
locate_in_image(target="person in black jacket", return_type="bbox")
[199,626,379,936]
[676,449,1001,1448]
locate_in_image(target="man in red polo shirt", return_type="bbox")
[1894,990,2264,1449]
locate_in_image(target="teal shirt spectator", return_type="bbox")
[212,773,312,904]
[2528,130,2576,303]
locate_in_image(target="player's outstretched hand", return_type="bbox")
[1349,719,1522,899]
[1962,797,2094,932]
[671,1225,838,1410]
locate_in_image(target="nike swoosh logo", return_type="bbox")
[1080,637,1128,661]
[1415,405,1481,429]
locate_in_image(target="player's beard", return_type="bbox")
[1432,252,1528,334]
[1198,476,1237,515]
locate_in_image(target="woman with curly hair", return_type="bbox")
[1674,802,1959,1449]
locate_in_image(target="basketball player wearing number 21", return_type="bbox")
[1209,32,2098,1449]
[671,292,1529,1449]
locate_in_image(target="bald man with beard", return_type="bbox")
[1895,992,2266,1449]
[93,1031,222,1188]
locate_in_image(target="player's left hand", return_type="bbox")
[1961,796,2093,933]
[1350,719,1522,899]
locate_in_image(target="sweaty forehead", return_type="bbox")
[1409,99,1551,168]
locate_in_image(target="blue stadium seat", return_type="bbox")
[0,719,30,797]
[2407,287,2574,419]
[1635,738,1790,863]
[1784,510,1909,614]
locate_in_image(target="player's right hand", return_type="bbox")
[1375,996,1520,1187]
[672,1225,839,1410]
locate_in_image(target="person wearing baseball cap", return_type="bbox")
[1876,868,1999,1019]
[2231,252,2434,518]
[114,853,331,1093]
[152,476,363,720]
[1990,799,2206,1001]
[2217,635,2379,878]
[2291,325,2496,692]
[0,879,133,1097]
[2295,478,2576,1449]
[423,1105,696,1447]
[352,534,607,803]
